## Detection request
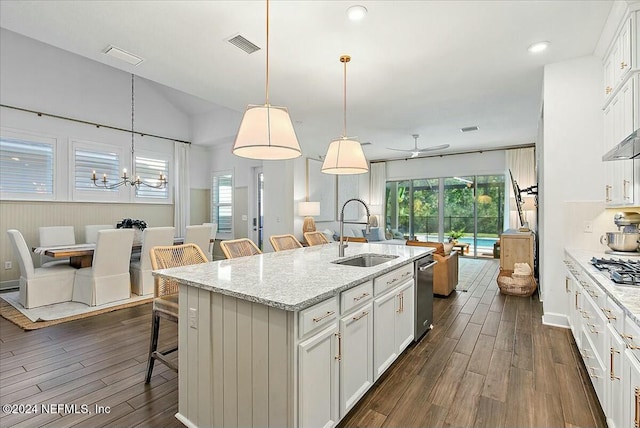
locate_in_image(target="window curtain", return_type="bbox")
[506,147,536,230]
[369,162,386,228]
[174,142,190,238]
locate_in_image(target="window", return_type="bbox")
[0,133,55,199]
[74,148,120,192]
[212,171,233,235]
[134,155,169,199]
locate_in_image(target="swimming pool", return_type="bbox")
[456,237,498,247]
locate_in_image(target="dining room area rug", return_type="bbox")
[0,291,152,330]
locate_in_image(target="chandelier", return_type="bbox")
[91,74,167,189]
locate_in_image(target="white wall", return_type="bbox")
[541,55,604,326]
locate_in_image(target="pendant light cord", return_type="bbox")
[265,0,270,106]
[131,73,135,168]
[340,55,351,137]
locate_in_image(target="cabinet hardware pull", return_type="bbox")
[353,292,370,302]
[401,271,411,278]
[605,86,612,94]
[624,180,630,200]
[352,311,369,321]
[581,349,591,359]
[565,277,569,293]
[581,310,591,319]
[606,184,612,202]
[621,61,628,69]
[335,332,342,361]
[313,311,335,323]
[575,292,578,310]
[587,323,599,335]
[622,334,640,350]
[610,347,621,381]
[587,366,600,379]
[387,277,398,285]
[633,387,640,428]
[601,307,616,321]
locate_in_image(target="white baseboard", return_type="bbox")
[542,312,570,328]
[0,280,19,291]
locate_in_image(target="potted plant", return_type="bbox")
[448,228,465,243]
[117,218,147,244]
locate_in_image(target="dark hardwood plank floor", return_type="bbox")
[0,258,606,428]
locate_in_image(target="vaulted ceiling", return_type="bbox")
[0,1,614,160]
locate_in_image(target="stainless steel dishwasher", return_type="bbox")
[415,254,437,341]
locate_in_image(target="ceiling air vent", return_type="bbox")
[460,126,479,133]
[227,35,261,54]
[103,45,144,66]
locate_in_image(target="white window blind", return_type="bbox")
[135,155,169,199]
[212,172,233,233]
[75,148,120,191]
[0,136,54,196]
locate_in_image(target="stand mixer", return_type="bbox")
[600,212,640,254]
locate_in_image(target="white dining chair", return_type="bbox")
[185,224,213,261]
[7,229,76,309]
[202,222,218,259]
[72,228,134,306]
[85,224,115,244]
[130,226,175,296]
[39,226,76,266]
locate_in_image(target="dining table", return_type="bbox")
[33,238,212,269]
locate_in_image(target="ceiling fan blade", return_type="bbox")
[415,144,450,152]
[386,147,414,152]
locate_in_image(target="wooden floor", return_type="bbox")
[0,259,606,428]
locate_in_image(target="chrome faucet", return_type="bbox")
[339,198,371,257]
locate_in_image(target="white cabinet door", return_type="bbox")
[373,289,398,380]
[624,350,640,428]
[395,280,414,354]
[339,303,373,417]
[298,323,339,428]
[608,324,625,428]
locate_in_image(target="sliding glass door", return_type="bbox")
[386,174,504,257]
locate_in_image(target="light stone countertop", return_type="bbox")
[154,242,433,312]
[565,248,640,327]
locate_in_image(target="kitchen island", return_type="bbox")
[154,242,432,428]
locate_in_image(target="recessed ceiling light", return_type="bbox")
[528,41,550,53]
[460,126,479,133]
[347,5,367,21]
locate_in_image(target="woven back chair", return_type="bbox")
[345,236,368,243]
[220,238,262,259]
[303,231,330,246]
[270,234,303,252]
[145,243,208,383]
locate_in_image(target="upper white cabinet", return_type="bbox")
[602,9,639,208]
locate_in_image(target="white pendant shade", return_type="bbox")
[233,104,302,160]
[298,201,320,216]
[321,137,368,175]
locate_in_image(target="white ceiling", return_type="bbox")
[0,0,614,160]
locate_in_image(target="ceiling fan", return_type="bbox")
[387,134,450,158]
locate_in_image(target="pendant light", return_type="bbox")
[321,55,368,175]
[232,0,302,160]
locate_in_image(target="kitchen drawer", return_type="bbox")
[581,292,608,363]
[374,264,413,296]
[603,297,625,334]
[581,329,606,407]
[578,275,604,304]
[299,297,339,339]
[623,317,640,364]
[341,280,373,314]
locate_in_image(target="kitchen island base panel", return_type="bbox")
[178,284,295,428]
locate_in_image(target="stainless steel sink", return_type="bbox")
[332,253,399,267]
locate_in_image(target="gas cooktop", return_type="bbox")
[591,257,640,286]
